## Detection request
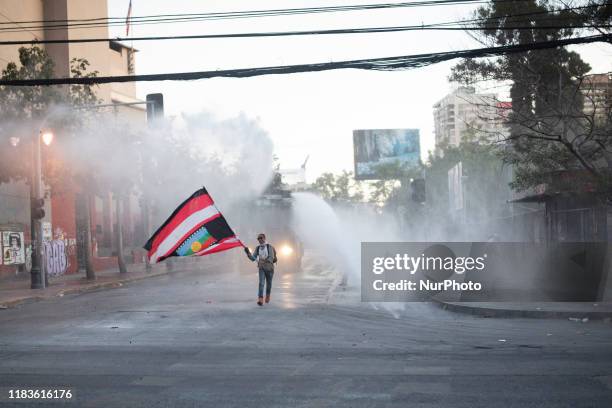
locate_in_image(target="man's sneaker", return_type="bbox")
[265,295,271,304]
[257,297,264,306]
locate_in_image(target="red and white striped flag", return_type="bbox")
[125,0,132,36]
[144,187,244,263]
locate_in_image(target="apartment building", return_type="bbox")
[433,87,507,154]
[582,72,612,125]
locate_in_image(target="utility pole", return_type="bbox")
[82,192,96,280]
[144,93,164,272]
[115,191,127,274]
[30,131,45,289]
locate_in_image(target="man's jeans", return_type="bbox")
[258,268,274,298]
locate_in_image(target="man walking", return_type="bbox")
[244,233,276,306]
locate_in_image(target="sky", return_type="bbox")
[106,0,612,182]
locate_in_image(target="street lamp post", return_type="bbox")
[30,131,44,289]
[30,130,53,289]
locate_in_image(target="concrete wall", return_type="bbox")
[0,181,31,278]
[0,181,30,226]
[65,0,112,102]
[0,0,144,119]
[0,0,45,67]
[42,0,70,78]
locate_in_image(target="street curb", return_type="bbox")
[433,299,612,320]
[0,268,179,310]
[0,295,46,309]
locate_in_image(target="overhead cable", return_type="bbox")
[1,21,608,46]
[0,34,609,87]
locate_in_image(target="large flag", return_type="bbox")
[144,187,243,263]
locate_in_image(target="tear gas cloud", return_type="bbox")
[0,105,275,232]
[292,192,404,286]
[144,111,274,223]
[1,103,554,305]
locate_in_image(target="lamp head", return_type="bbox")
[41,131,54,146]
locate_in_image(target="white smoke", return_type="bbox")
[0,106,275,232]
[292,192,404,286]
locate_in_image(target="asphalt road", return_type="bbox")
[1,255,612,407]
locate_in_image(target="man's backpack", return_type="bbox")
[268,244,278,264]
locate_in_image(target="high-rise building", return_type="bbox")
[432,87,507,155]
[581,73,612,125]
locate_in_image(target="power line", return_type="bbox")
[0,34,608,87]
[0,0,492,33]
[15,0,593,34]
[0,0,489,26]
[0,3,604,46]
[0,10,40,40]
[0,22,608,46]
[0,3,600,41]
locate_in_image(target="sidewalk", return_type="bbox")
[0,262,175,309]
[434,299,612,320]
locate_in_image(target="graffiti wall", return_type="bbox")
[43,227,77,277]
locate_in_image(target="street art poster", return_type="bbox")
[42,222,52,241]
[2,231,25,265]
[353,129,420,180]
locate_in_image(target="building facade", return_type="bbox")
[582,73,612,125]
[0,1,147,279]
[433,87,508,155]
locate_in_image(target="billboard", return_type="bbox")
[353,129,420,180]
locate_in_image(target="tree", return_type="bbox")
[311,173,336,200]
[0,47,61,183]
[368,161,421,206]
[368,163,402,205]
[311,171,364,203]
[579,1,612,39]
[450,0,611,194]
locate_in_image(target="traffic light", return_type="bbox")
[411,179,426,203]
[146,93,164,123]
[31,198,45,219]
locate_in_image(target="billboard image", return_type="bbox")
[353,129,420,180]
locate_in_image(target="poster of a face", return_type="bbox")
[2,231,25,265]
[353,129,420,180]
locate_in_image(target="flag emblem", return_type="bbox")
[177,226,215,256]
[144,187,243,263]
